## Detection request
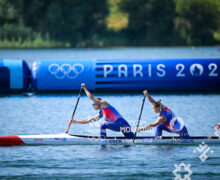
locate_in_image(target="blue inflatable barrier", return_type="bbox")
[0,59,30,92]
[31,60,95,91]
[31,59,220,92]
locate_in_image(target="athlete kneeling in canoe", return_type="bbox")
[136,90,190,139]
[70,83,135,139]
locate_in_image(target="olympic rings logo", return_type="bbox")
[48,64,84,79]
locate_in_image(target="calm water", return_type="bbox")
[0,47,220,179]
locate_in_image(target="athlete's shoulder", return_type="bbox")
[160,105,169,116]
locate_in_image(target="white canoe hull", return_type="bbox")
[0,134,220,146]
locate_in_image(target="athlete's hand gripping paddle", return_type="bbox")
[66,87,83,134]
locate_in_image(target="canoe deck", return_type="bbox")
[0,134,219,146]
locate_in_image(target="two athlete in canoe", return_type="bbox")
[70,83,190,139]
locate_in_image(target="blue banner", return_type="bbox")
[31,59,95,91]
[31,58,220,91]
[95,59,220,91]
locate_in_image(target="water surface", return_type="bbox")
[0,47,220,179]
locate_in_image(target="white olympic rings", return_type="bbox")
[48,63,84,79]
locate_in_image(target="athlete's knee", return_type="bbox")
[156,124,163,131]
[100,123,107,130]
[155,125,163,137]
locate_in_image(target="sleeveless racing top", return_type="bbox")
[160,106,184,132]
[99,104,122,122]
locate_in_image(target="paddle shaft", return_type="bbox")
[66,88,82,134]
[133,94,147,143]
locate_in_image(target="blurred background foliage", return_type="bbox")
[0,0,220,48]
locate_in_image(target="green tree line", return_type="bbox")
[0,0,220,48]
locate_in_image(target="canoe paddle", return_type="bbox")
[133,93,147,143]
[66,87,82,134]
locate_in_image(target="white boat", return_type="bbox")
[0,134,220,146]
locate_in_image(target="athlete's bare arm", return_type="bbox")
[136,116,167,132]
[71,114,101,124]
[147,116,167,128]
[81,83,108,108]
[143,90,157,104]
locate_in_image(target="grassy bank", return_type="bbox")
[0,37,70,49]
